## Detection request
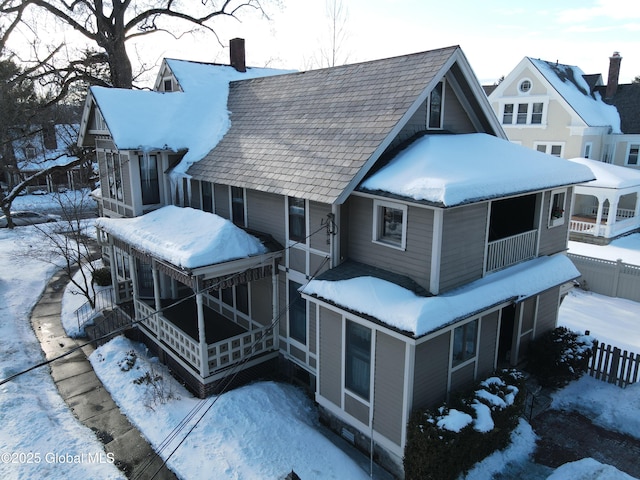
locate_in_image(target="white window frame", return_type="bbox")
[427,80,445,130]
[450,318,479,370]
[372,199,408,250]
[499,98,548,126]
[583,142,593,159]
[518,78,532,94]
[535,142,564,158]
[548,188,568,228]
[626,144,640,166]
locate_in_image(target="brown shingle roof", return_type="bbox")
[187,46,459,204]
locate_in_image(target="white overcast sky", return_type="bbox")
[135,0,640,86]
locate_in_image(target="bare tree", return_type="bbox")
[24,189,101,308]
[307,0,350,69]
[0,0,268,93]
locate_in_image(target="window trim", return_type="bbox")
[500,98,548,126]
[288,280,307,346]
[344,320,372,401]
[534,142,564,158]
[372,199,408,250]
[427,80,445,130]
[583,142,593,159]
[626,144,639,166]
[548,188,567,228]
[230,186,246,227]
[518,78,532,94]
[287,196,307,244]
[451,318,479,368]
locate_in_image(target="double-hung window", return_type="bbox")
[231,186,245,226]
[502,104,514,124]
[427,81,444,129]
[345,321,371,400]
[531,103,543,124]
[202,182,213,213]
[627,144,639,166]
[516,104,528,124]
[453,319,478,366]
[549,189,567,227]
[372,200,407,250]
[289,280,306,345]
[288,197,307,243]
[139,154,160,205]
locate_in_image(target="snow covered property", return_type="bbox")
[77,39,595,477]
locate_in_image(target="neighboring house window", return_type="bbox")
[288,196,307,243]
[372,199,408,250]
[516,104,528,124]
[289,280,306,345]
[627,144,639,166]
[535,143,563,157]
[519,79,532,93]
[139,154,160,205]
[602,144,613,163]
[115,248,130,279]
[25,146,36,159]
[453,319,478,366]
[345,320,372,400]
[231,186,245,226]
[502,104,514,124]
[549,189,567,227]
[106,152,123,201]
[202,181,213,213]
[531,103,543,124]
[427,81,444,129]
[584,143,592,159]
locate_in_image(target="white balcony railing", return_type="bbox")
[486,229,537,273]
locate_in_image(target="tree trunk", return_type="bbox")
[107,39,133,89]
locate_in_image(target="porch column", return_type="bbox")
[152,262,162,326]
[607,196,620,226]
[594,196,605,237]
[272,258,279,350]
[634,193,640,222]
[196,291,209,377]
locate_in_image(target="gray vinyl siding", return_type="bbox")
[373,332,405,445]
[346,195,433,290]
[477,311,499,378]
[439,203,488,292]
[521,297,536,333]
[310,252,330,278]
[319,306,342,407]
[98,151,108,199]
[289,247,306,273]
[120,153,133,206]
[250,276,272,326]
[214,184,230,219]
[309,201,332,253]
[539,188,573,256]
[345,394,369,426]
[450,362,475,394]
[442,82,476,133]
[247,190,286,245]
[413,332,450,409]
[535,288,560,336]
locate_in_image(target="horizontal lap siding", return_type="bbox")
[214,184,230,219]
[536,288,560,337]
[413,332,450,410]
[247,190,286,245]
[442,83,476,133]
[439,203,487,292]
[450,362,475,394]
[250,276,272,326]
[346,196,432,290]
[539,188,572,256]
[319,307,342,407]
[309,301,317,355]
[345,394,369,426]
[278,273,287,337]
[374,332,405,445]
[477,311,499,378]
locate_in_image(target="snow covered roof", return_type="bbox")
[568,157,640,189]
[96,206,268,269]
[90,60,288,176]
[302,255,580,337]
[529,58,621,133]
[15,124,79,171]
[359,133,595,207]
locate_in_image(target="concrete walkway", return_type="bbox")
[30,269,177,480]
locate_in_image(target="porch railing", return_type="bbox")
[590,206,636,220]
[75,287,116,333]
[486,229,537,272]
[207,327,275,372]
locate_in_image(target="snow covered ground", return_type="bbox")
[2,193,640,479]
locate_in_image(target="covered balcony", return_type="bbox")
[486,193,539,272]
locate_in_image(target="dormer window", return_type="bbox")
[427,81,444,129]
[163,78,173,92]
[25,146,36,159]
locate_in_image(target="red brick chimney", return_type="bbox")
[230,38,246,72]
[606,51,622,99]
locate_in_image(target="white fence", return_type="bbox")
[568,254,640,302]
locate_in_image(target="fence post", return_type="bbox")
[609,347,621,384]
[612,259,623,297]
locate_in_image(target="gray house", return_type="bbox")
[78,40,594,477]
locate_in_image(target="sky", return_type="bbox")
[134,0,640,86]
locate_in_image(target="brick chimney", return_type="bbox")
[606,51,622,99]
[229,38,246,72]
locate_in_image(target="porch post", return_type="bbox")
[152,262,162,326]
[594,195,605,237]
[607,196,620,226]
[634,193,640,222]
[196,289,209,377]
[272,259,279,350]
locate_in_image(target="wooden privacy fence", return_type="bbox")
[567,253,640,302]
[587,340,640,387]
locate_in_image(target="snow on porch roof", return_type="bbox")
[301,255,580,337]
[569,157,640,189]
[359,133,595,207]
[96,206,268,270]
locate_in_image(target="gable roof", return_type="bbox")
[569,157,640,189]
[15,124,79,171]
[78,60,288,174]
[187,46,501,205]
[598,82,640,134]
[527,58,621,133]
[358,133,595,207]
